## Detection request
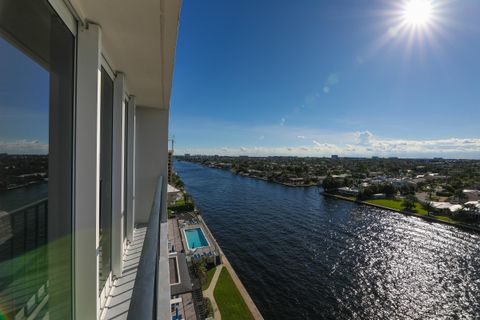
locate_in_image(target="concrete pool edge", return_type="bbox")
[182,226,211,251]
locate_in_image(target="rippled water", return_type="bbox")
[176,160,480,320]
[0,183,47,212]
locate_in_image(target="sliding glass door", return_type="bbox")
[0,0,75,318]
[124,98,129,241]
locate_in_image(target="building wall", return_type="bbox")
[135,106,170,224]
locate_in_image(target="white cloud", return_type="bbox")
[355,130,374,145]
[280,117,286,126]
[297,135,306,139]
[176,134,480,159]
[0,140,48,154]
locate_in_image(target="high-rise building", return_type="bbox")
[0,0,182,319]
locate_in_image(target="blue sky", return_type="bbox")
[0,0,479,158]
[170,0,480,158]
[0,37,49,154]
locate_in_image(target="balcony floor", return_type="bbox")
[102,227,146,320]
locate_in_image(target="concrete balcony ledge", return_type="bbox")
[102,226,147,320]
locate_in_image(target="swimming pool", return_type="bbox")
[184,228,209,250]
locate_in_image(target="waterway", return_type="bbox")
[175,160,480,320]
[0,182,47,212]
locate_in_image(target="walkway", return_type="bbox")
[102,227,147,320]
[202,265,223,320]
[221,256,264,320]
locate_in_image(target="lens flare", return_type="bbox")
[403,0,433,26]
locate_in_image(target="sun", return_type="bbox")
[403,0,433,26]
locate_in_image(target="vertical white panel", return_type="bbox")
[134,106,169,224]
[126,97,136,242]
[134,106,171,319]
[111,73,125,277]
[74,23,101,320]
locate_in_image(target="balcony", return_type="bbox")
[104,176,170,320]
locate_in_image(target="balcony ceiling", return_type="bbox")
[70,0,181,109]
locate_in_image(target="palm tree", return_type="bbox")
[402,195,417,212]
[421,201,434,216]
[454,189,467,203]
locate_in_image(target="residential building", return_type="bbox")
[168,150,174,184]
[463,189,480,201]
[0,0,182,319]
[337,187,360,196]
[168,184,181,205]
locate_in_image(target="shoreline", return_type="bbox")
[181,160,318,188]
[180,160,480,233]
[322,192,480,233]
[197,214,264,319]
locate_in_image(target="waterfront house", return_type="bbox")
[0,0,183,319]
[168,184,181,205]
[289,177,305,185]
[463,189,480,201]
[338,187,360,196]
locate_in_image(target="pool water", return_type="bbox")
[184,228,209,249]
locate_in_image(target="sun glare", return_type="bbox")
[403,0,433,26]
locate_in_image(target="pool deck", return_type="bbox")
[171,211,264,319]
[167,218,198,320]
[178,217,218,258]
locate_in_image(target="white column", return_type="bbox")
[74,23,102,320]
[126,97,136,242]
[112,73,125,277]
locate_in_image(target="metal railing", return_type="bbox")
[0,198,48,261]
[127,176,164,320]
[0,198,49,319]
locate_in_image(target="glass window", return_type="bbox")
[123,98,129,241]
[99,67,114,295]
[0,0,75,319]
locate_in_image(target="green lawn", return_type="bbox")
[214,268,254,320]
[366,199,458,223]
[366,199,428,215]
[202,267,217,290]
[174,198,186,206]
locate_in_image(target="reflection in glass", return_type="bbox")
[99,67,114,295]
[0,0,74,318]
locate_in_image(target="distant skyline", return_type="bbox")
[170,0,480,159]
